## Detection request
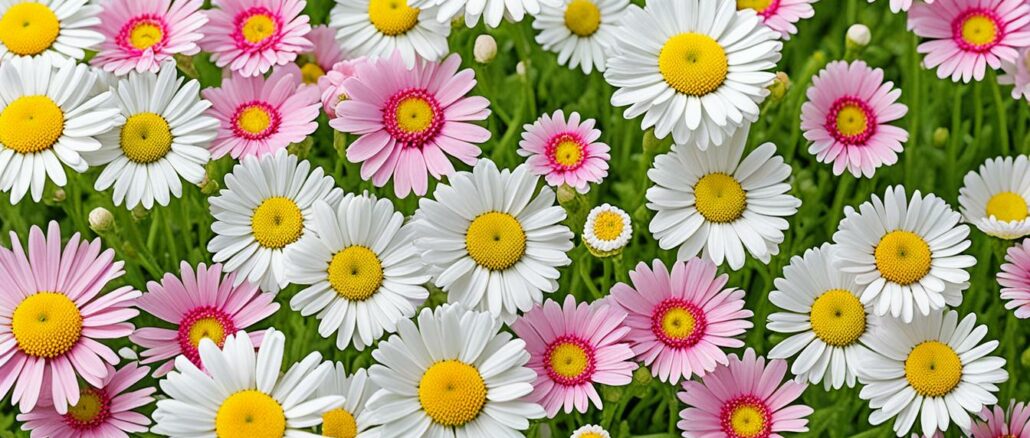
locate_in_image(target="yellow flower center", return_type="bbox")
[241,14,277,44]
[694,173,747,223]
[658,33,728,97]
[11,292,82,358]
[592,211,624,241]
[564,0,601,37]
[418,360,487,427]
[394,97,435,134]
[986,191,1028,222]
[129,22,163,50]
[549,342,590,379]
[188,317,227,347]
[215,390,286,438]
[736,0,774,12]
[904,341,962,397]
[66,389,105,425]
[0,95,64,155]
[321,408,358,438]
[465,212,527,271]
[580,433,605,438]
[729,405,766,438]
[661,307,696,339]
[120,112,173,164]
[552,137,584,167]
[300,63,325,85]
[327,246,384,301]
[0,2,60,56]
[835,104,868,137]
[251,196,304,249]
[236,105,273,136]
[961,14,998,47]
[809,289,866,347]
[368,0,419,36]
[874,230,932,285]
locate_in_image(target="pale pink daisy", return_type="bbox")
[318,57,367,117]
[801,60,909,178]
[201,0,314,77]
[511,295,637,417]
[275,24,348,88]
[868,0,935,13]
[130,261,280,376]
[909,0,1030,83]
[0,222,140,414]
[740,0,818,39]
[202,68,320,159]
[330,51,491,198]
[91,0,207,75]
[608,258,753,384]
[517,110,610,193]
[971,400,1030,438]
[16,362,155,438]
[678,348,813,438]
[997,239,1030,318]
[999,47,1030,102]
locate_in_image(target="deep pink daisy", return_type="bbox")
[201,0,314,77]
[91,0,207,75]
[909,0,1030,83]
[678,348,813,438]
[130,261,279,376]
[318,57,367,118]
[16,362,155,438]
[0,222,140,414]
[997,239,1030,318]
[511,295,637,417]
[518,110,611,194]
[801,60,909,178]
[608,258,753,384]
[740,0,817,39]
[971,400,1030,438]
[330,51,491,198]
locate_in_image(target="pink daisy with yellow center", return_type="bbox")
[202,0,314,77]
[319,57,367,118]
[518,110,611,193]
[92,0,207,75]
[971,400,1030,438]
[998,239,1030,319]
[737,0,818,39]
[275,25,349,89]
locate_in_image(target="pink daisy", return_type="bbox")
[677,348,813,438]
[330,51,492,198]
[869,0,935,13]
[971,400,1030,438]
[997,238,1030,318]
[274,25,348,88]
[608,258,753,384]
[0,222,140,414]
[740,0,818,39]
[318,57,367,117]
[16,362,155,438]
[801,60,909,178]
[201,0,314,77]
[202,68,321,159]
[91,0,207,75]
[130,261,279,377]
[909,0,1030,83]
[999,47,1030,102]
[517,110,611,194]
[510,295,637,417]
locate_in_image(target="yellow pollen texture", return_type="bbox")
[809,289,866,347]
[730,404,766,438]
[694,173,747,223]
[986,191,1028,222]
[12,292,83,358]
[301,63,326,85]
[658,33,729,97]
[395,97,435,134]
[564,0,602,37]
[961,14,998,47]
[662,307,696,340]
[327,245,384,301]
[835,104,868,137]
[241,14,277,44]
[67,389,104,424]
[251,196,304,249]
[737,0,774,12]
[188,317,227,347]
[418,360,487,427]
[368,0,420,36]
[905,341,963,397]
[120,112,173,164]
[874,230,932,285]
[321,408,358,438]
[0,95,64,154]
[237,105,273,135]
[0,2,60,56]
[592,211,624,241]
[215,390,286,438]
[129,22,163,50]
[549,342,590,378]
[465,211,527,271]
[552,137,584,167]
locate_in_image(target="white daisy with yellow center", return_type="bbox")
[316,364,379,438]
[285,193,430,350]
[832,186,975,323]
[329,0,449,68]
[583,203,632,257]
[208,150,341,294]
[571,424,612,438]
[411,0,553,28]
[531,0,629,74]
[0,0,103,63]
[958,155,1030,240]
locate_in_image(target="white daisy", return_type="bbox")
[208,149,342,293]
[365,303,545,436]
[316,363,380,438]
[0,0,103,63]
[531,0,629,74]
[832,185,975,323]
[410,0,552,28]
[583,203,632,257]
[285,193,430,350]
[958,155,1030,240]
[412,159,574,322]
[329,0,450,68]
[152,328,346,438]
[604,0,781,149]
[0,56,120,203]
[859,310,1008,437]
[645,123,800,270]
[768,243,875,390]
[571,424,611,438]
[85,61,217,210]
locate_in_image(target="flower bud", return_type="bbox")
[933,127,949,148]
[52,188,66,203]
[89,207,114,233]
[642,128,661,153]
[199,173,220,195]
[474,34,497,64]
[846,24,871,48]
[516,61,527,77]
[769,71,791,101]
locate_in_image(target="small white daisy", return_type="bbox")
[316,363,380,438]
[646,123,801,270]
[208,149,342,293]
[531,0,629,74]
[411,0,552,28]
[833,185,976,322]
[285,193,430,350]
[0,0,104,63]
[959,155,1030,240]
[583,203,632,257]
[365,303,546,436]
[571,424,611,438]
[329,0,450,68]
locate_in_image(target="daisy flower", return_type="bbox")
[297,25,346,86]
[151,328,346,437]
[16,362,155,438]
[0,222,140,413]
[202,68,321,159]
[801,60,909,178]
[678,348,813,438]
[971,400,1030,438]
[91,0,207,75]
[959,155,1030,239]
[572,424,611,438]
[609,258,753,384]
[284,193,430,350]
[0,0,103,63]
[0,56,120,203]
[998,47,1030,102]
[531,0,629,74]
[319,58,367,118]
[833,186,976,322]
[331,52,491,197]
[511,295,637,417]
[604,0,781,149]
[130,261,280,377]
[646,124,801,270]
[201,0,314,77]
[738,0,818,39]
[329,0,449,68]
[411,0,550,28]
[859,310,1008,437]
[365,304,546,436]
[998,239,1030,318]
[767,243,875,390]
[412,159,574,322]
[207,149,342,293]
[868,0,934,13]
[517,110,610,193]
[317,364,380,438]
[909,0,1030,83]
[583,203,632,257]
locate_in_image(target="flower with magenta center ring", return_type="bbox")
[201,0,314,77]
[91,0,207,75]
[971,400,1030,438]
[518,110,610,193]
[737,0,818,39]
